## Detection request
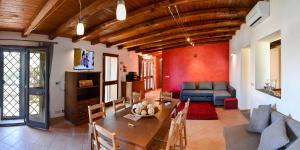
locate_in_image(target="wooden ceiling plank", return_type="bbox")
[23,0,60,36]
[142,40,230,54]
[137,37,231,52]
[115,19,243,49]
[130,34,234,51]
[93,8,248,45]
[120,27,239,49]
[48,0,110,40]
[73,1,248,43]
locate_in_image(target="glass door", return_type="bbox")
[143,59,154,91]
[103,54,118,104]
[25,48,49,129]
[0,48,26,125]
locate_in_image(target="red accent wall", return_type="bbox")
[162,42,229,92]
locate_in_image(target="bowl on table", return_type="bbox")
[131,101,159,117]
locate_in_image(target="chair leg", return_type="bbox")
[90,134,94,150]
[184,124,187,146]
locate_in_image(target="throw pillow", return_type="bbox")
[198,81,212,90]
[182,82,196,90]
[286,139,300,150]
[213,82,227,90]
[247,108,271,133]
[258,118,290,150]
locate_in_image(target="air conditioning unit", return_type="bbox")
[246,1,270,27]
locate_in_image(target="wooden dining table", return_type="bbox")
[94,99,179,150]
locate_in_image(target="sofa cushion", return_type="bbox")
[213,81,227,90]
[213,90,231,99]
[271,111,288,123]
[258,118,290,150]
[181,90,213,97]
[287,119,300,139]
[223,124,260,150]
[182,82,196,90]
[199,81,213,90]
[247,108,271,133]
[286,139,300,150]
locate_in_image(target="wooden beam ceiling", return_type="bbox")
[23,0,60,36]
[129,33,235,51]
[105,19,243,48]
[110,26,239,49]
[136,37,231,53]
[91,8,248,45]
[72,0,243,43]
[142,40,230,54]
[48,0,110,40]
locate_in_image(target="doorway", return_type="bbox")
[240,48,251,109]
[142,59,154,92]
[103,53,119,105]
[0,46,50,129]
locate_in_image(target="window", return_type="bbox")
[255,31,281,98]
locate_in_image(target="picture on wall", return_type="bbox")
[74,48,94,70]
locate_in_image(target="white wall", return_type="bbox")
[0,31,139,118]
[230,0,300,120]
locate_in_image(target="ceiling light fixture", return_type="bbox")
[116,0,126,21]
[76,0,84,35]
[186,37,191,42]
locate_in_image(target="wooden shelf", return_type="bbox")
[77,85,100,89]
[65,71,101,125]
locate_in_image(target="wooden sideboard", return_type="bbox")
[65,71,101,125]
[121,81,145,101]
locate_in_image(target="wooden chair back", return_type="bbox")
[88,103,106,123]
[113,97,126,112]
[132,91,141,104]
[181,98,190,147]
[93,122,118,150]
[166,111,184,150]
[160,91,173,101]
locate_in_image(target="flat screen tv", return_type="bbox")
[74,48,94,70]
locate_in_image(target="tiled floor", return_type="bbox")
[0,90,248,150]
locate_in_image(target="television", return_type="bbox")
[74,48,94,70]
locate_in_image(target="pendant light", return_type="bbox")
[116,0,126,21]
[76,0,84,35]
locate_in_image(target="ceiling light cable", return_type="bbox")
[168,5,193,46]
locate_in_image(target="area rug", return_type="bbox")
[176,102,218,120]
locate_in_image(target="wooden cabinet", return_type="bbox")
[121,81,145,101]
[65,71,101,125]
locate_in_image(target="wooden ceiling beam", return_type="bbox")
[121,27,240,49]
[23,0,60,36]
[136,37,231,52]
[48,0,110,40]
[119,19,242,49]
[93,8,248,45]
[142,40,230,54]
[129,34,234,51]
[72,0,242,43]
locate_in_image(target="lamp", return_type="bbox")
[76,0,84,35]
[116,0,126,21]
[186,37,191,42]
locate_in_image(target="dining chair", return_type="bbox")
[166,111,184,150]
[150,111,184,150]
[160,91,173,101]
[93,122,118,150]
[113,97,126,112]
[132,91,141,104]
[88,103,106,150]
[181,98,190,147]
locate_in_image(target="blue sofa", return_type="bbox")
[180,81,236,106]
